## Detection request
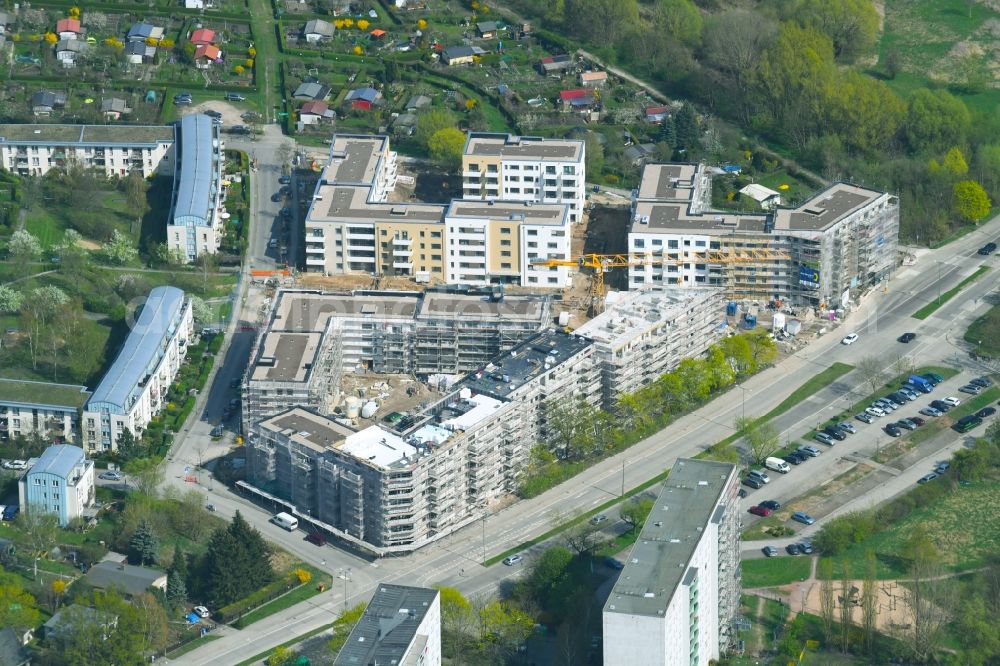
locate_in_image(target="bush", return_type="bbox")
[216,572,300,624]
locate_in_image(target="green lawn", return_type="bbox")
[232,566,332,629]
[166,634,221,659]
[913,265,990,319]
[965,302,1000,357]
[741,556,813,588]
[819,480,1000,580]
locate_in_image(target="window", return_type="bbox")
[381,229,387,236]
[545,166,556,174]
[431,243,441,249]
[668,240,679,249]
[500,239,511,247]
[527,241,538,248]
[527,229,538,236]
[547,242,559,249]
[469,163,480,172]
[500,227,511,234]
[634,239,645,248]
[431,231,442,238]
[501,250,511,257]
[501,262,512,269]
[563,166,575,175]
[653,239,662,246]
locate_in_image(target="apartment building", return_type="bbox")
[604,458,740,666]
[0,379,90,444]
[18,444,95,527]
[461,132,586,223]
[166,114,226,262]
[445,200,571,287]
[304,134,579,287]
[335,585,441,666]
[0,123,175,178]
[243,288,551,428]
[574,288,724,409]
[627,163,900,309]
[245,329,598,553]
[82,287,193,452]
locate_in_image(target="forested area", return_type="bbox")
[500,0,999,244]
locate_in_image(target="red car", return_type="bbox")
[305,532,327,546]
[748,505,772,517]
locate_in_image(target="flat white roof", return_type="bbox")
[339,426,417,468]
[440,393,504,431]
[574,288,720,351]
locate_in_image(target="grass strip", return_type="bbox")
[913,265,990,319]
[232,566,332,629]
[483,468,672,567]
[741,555,813,588]
[166,634,221,660]
[965,302,1000,358]
[234,622,334,666]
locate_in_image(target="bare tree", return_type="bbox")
[819,558,836,645]
[563,518,602,556]
[702,9,778,95]
[857,356,885,394]
[861,550,878,656]
[891,353,914,379]
[839,562,852,653]
[735,415,780,465]
[901,529,953,662]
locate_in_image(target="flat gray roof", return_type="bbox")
[172,114,219,226]
[250,332,321,382]
[632,201,768,233]
[464,132,583,162]
[459,329,592,399]
[334,584,439,666]
[323,135,388,185]
[312,186,445,225]
[773,183,886,232]
[636,163,698,201]
[419,292,547,320]
[272,291,420,331]
[258,407,354,451]
[87,287,186,414]
[447,200,568,225]
[605,458,735,618]
[0,123,174,146]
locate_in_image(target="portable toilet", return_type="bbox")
[726,301,738,316]
[743,314,757,329]
[145,90,157,104]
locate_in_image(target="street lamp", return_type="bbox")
[339,567,352,611]
[736,385,748,420]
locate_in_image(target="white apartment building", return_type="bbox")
[0,379,90,444]
[444,200,571,287]
[461,133,586,224]
[18,444,95,527]
[82,287,193,452]
[574,288,724,409]
[335,585,441,666]
[0,124,175,178]
[166,114,226,262]
[604,458,740,666]
[627,163,900,309]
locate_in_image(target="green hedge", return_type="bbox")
[216,572,300,624]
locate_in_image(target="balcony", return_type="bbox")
[392,260,413,270]
[392,248,413,257]
[306,257,326,266]
[392,236,412,247]
[305,244,325,253]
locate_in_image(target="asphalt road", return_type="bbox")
[161,184,999,663]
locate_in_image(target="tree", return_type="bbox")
[123,171,149,234]
[8,229,42,274]
[477,600,534,663]
[415,109,456,148]
[673,103,699,152]
[619,496,654,532]
[167,553,188,610]
[703,9,777,96]
[735,415,779,465]
[520,546,573,609]
[900,528,952,662]
[101,230,138,265]
[856,355,884,394]
[228,511,274,586]
[128,520,159,565]
[839,561,852,652]
[654,0,702,47]
[861,550,877,655]
[563,518,602,556]
[0,285,22,314]
[202,511,275,607]
[116,429,144,461]
[16,511,59,562]
[883,48,902,79]
[267,646,293,666]
[60,589,167,665]
[55,229,88,278]
[942,146,969,178]
[953,180,991,222]
[328,602,368,656]
[904,89,971,153]
[564,0,639,44]
[123,457,163,496]
[818,558,835,644]
[585,133,604,178]
[0,573,42,634]
[954,595,1000,664]
[427,128,466,170]
[791,0,879,62]
[545,398,600,459]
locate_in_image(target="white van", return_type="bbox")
[765,457,791,474]
[271,512,299,531]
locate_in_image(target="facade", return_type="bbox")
[243,288,551,428]
[0,123,175,178]
[303,134,578,286]
[627,163,900,308]
[245,329,598,553]
[334,584,441,666]
[0,379,90,443]
[167,113,225,261]
[573,288,724,409]
[461,132,586,224]
[82,287,193,452]
[603,458,740,666]
[17,444,95,527]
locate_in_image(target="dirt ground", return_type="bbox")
[778,577,917,633]
[181,100,245,126]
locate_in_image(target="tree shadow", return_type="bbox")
[138,176,173,254]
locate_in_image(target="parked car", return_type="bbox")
[228,125,251,135]
[786,544,802,555]
[880,397,901,410]
[836,422,857,435]
[762,546,778,557]
[797,445,821,458]
[976,407,997,419]
[749,505,772,517]
[823,427,846,441]
[503,555,523,566]
[910,416,926,426]
[959,384,982,395]
[742,477,764,489]
[929,400,952,413]
[225,92,246,102]
[748,469,771,484]
[855,412,874,424]
[605,557,625,570]
[814,431,835,445]
[897,418,917,430]
[271,192,283,202]
[799,541,814,554]
[897,332,916,343]
[935,462,950,474]
[173,93,193,105]
[193,606,211,618]
[206,504,216,512]
[865,406,886,418]
[841,333,859,345]
[590,514,608,525]
[204,110,222,120]
[943,396,962,407]
[791,512,815,525]
[98,471,123,481]
[759,500,781,511]
[783,455,803,466]
[899,387,920,401]
[278,175,291,185]
[305,532,327,546]
[953,415,982,433]
[917,473,938,484]
[971,376,992,388]
[919,406,943,417]
[922,372,944,385]
[977,242,997,255]
[884,423,902,437]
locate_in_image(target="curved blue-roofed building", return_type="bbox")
[82,286,193,452]
[167,113,224,262]
[17,444,95,526]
